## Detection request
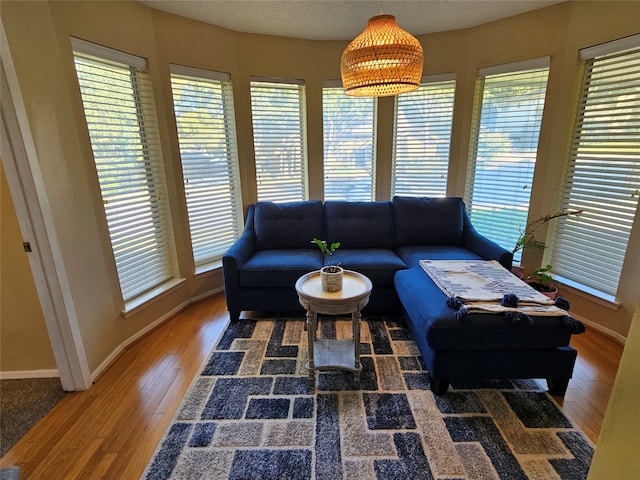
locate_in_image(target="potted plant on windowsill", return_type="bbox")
[511,209,583,280]
[526,264,558,300]
[311,238,342,292]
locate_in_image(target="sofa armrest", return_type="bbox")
[462,212,513,270]
[222,205,256,320]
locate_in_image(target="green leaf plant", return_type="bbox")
[514,209,583,292]
[513,209,583,257]
[311,238,341,272]
[527,264,557,293]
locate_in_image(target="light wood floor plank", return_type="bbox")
[0,293,622,478]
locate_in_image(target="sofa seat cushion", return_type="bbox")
[240,249,323,288]
[395,245,484,269]
[336,249,407,285]
[325,201,394,249]
[254,201,324,250]
[394,267,572,351]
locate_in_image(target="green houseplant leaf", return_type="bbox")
[311,238,341,271]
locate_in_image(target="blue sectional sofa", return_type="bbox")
[223,196,580,395]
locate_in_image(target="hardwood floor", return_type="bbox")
[556,323,624,443]
[0,294,229,480]
[0,293,623,479]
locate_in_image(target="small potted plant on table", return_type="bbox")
[312,238,342,292]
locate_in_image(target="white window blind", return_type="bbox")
[72,41,174,302]
[392,76,455,197]
[170,66,243,268]
[550,41,640,298]
[250,79,307,202]
[466,60,550,263]
[322,85,376,201]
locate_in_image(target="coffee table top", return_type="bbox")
[295,270,372,302]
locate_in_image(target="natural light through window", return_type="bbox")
[322,84,376,201]
[250,79,308,202]
[170,66,243,269]
[72,39,174,303]
[392,75,455,197]
[466,59,550,263]
[550,38,640,299]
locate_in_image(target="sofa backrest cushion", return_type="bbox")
[254,201,324,250]
[393,196,465,246]
[325,201,394,249]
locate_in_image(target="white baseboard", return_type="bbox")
[0,369,59,380]
[15,285,622,385]
[90,287,224,382]
[572,312,627,346]
[191,287,222,304]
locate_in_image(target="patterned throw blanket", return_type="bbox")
[419,260,572,323]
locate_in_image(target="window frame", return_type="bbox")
[249,77,308,203]
[71,38,180,313]
[170,64,243,272]
[322,80,377,201]
[465,57,551,264]
[392,73,456,198]
[548,35,640,302]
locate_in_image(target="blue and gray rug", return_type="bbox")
[142,317,593,479]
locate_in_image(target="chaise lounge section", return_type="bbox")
[394,267,578,396]
[223,196,581,395]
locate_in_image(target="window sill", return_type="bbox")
[121,277,187,318]
[195,260,222,276]
[554,275,620,311]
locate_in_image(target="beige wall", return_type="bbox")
[1,165,56,371]
[1,0,638,376]
[588,298,640,479]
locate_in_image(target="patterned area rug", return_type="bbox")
[142,317,593,480]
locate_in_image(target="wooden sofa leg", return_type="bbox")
[429,375,450,395]
[229,311,240,323]
[547,378,570,396]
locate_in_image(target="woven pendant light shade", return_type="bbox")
[341,14,423,97]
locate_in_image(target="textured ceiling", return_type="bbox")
[139,0,563,41]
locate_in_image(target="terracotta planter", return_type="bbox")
[320,266,343,292]
[541,287,558,301]
[528,281,558,300]
[511,266,525,280]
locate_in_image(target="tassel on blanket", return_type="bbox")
[456,307,469,322]
[501,293,519,308]
[505,311,534,327]
[563,315,585,334]
[447,296,463,310]
[555,296,571,311]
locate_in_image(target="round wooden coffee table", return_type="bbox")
[295,270,372,386]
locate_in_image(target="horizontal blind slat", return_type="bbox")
[466,67,550,262]
[250,80,307,202]
[73,48,173,302]
[323,87,376,201]
[392,79,455,197]
[171,72,243,266]
[550,45,640,296]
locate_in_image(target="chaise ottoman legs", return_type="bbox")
[429,374,450,395]
[547,378,570,396]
